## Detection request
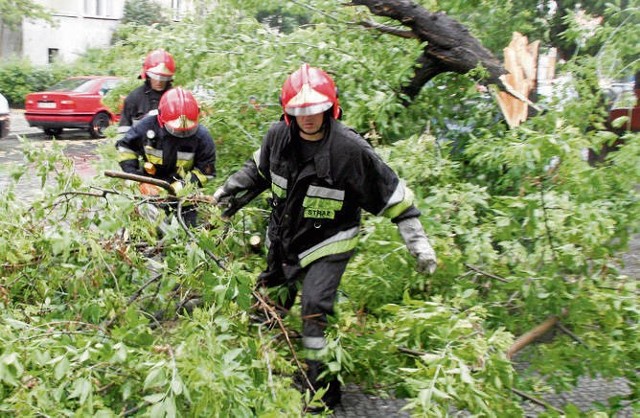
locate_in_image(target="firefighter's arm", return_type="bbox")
[118,95,135,128]
[357,147,437,275]
[179,131,217,190]
[213,148,269,219]
[115,126,144,175]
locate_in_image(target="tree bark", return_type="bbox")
[348,0,507,103]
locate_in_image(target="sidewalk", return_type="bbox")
[8,108,42,138]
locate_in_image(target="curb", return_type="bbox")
[9,108,43,139]
[9,131,43,139]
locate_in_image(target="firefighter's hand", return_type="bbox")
[212,186,233,221]
[139,182,161,196]
[212,186,231,207]
[170,180,186,196]
[397,217,437,275]
[415,250,437,275]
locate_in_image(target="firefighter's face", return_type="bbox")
[296,112,324,140]
[149,78,168,92]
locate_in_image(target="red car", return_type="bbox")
[25,76,122,138]
[608,88,640,132]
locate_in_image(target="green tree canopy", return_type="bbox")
[121,0,168,26]
[1,1,638,416]
[0,0,51,29]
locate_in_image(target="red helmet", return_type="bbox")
[141,49,176,81]
[157,88,199,138]
[280,63,340,124]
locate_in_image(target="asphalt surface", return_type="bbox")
[0,109,102,200]
[3,109,638,417]
[5,108,48,139]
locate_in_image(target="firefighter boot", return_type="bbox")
[304,359,341,411]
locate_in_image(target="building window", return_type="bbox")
[48,48,59,64]
[172,0,182,20]
[84,0,105,16]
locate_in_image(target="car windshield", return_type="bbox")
[47,78,99,93]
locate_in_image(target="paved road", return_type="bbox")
[2,109,637,417]
[0,109,103,199]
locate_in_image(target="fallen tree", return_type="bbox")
[348,0,507,103]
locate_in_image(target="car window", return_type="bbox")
[48,78,100,92]
[99,79,121,96]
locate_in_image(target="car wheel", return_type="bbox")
[44,128,63,137]
[89,112,111,139]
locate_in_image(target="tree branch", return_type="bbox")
[347,0,507,103]
[251,290,327,412]
[511,388,565,414]
[465,264,511,283]
[556,322,590,349]
[507,309,568,359]
[359,19,417,39]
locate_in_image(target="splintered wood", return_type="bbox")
[497,32,540,128]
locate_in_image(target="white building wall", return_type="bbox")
[22,0,125,65]
[15,0,208,65]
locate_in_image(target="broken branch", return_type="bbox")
[507,309,568,359]
[465,264,511,283]
[511,388,564,414]
[359,19,417,38]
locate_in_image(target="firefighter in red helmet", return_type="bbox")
[212,64,436,410]
[119,49,177,133]
[116,87,216,226]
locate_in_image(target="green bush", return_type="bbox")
[0,59,69,107]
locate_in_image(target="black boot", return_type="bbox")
[303,360,342,410]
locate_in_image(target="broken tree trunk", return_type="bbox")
[348,0,507,104]
[496,32,540,128]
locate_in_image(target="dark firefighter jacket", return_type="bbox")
[119,81,170,128]
[221,118,420,268]
[115,114,216,186]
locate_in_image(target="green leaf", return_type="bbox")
[54,356,70,381]
[170,376,183,396]
[144,367,167,391]
[164,396,177,418]
[149,400,166,418]
[143,393,165,404]
[68,378,92,404]
[611,115,629,128]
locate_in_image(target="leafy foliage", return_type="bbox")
[255,5,311,34]
[121,0,169,26]
[0,0,52,30]
[1,0,639,416]
[0,59,70,107]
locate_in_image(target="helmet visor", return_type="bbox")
[166,125,198,138]
[146,72,173,82]
[285,101,332,117]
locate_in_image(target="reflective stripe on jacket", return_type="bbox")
[115,114,216,185]
[222,118,419,267]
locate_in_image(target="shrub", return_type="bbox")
[0,59,69,107]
